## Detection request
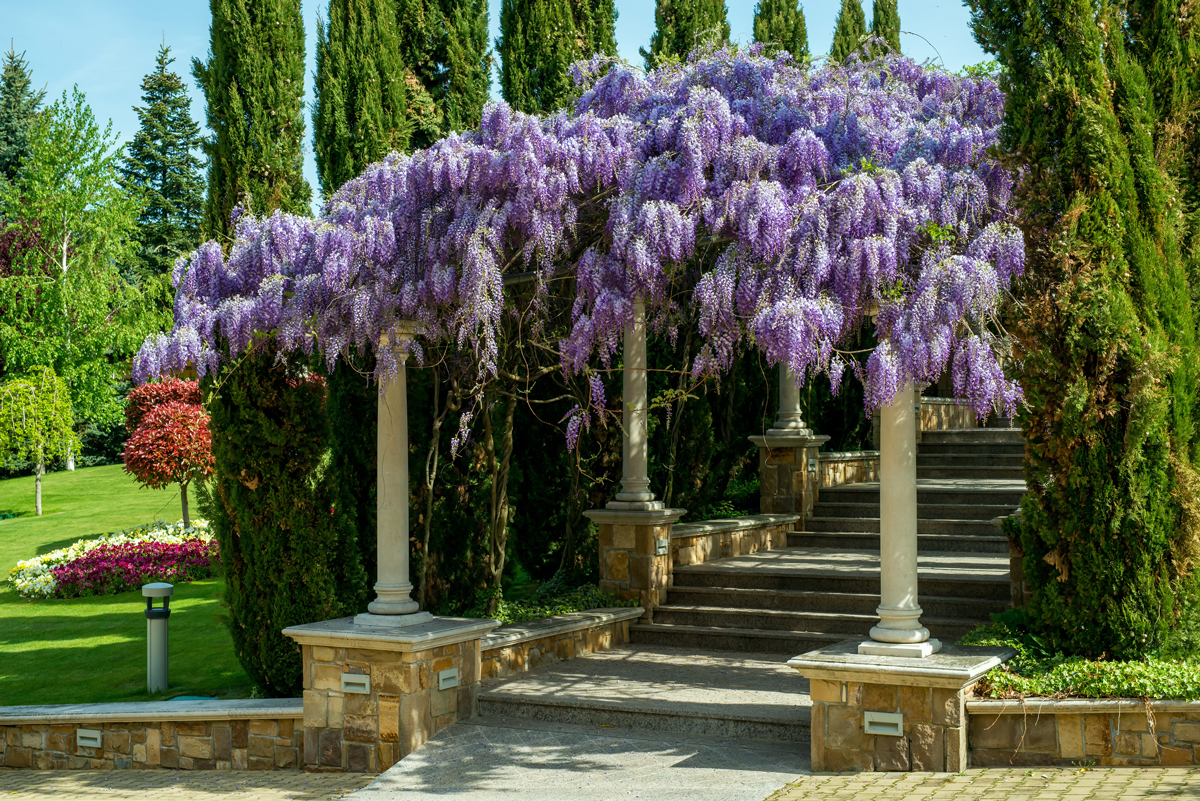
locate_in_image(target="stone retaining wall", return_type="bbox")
[479,608,643,680]
[818,451,880,489]
[968,699,1200,767]
[919,398,977,435]
[672,514,799,567]
[0,700,302,771]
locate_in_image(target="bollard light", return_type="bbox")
[142,582,174,693]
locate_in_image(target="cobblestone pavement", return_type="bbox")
[768,767,1200,800]
[0,770,374,800]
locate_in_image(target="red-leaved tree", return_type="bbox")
[125,377,202,432]
[122,400,214,527]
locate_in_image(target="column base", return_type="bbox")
[605,499,665,511]
[858,638,942,658]
[353,611,435,629]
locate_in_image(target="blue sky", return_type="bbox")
[3,1,987,207]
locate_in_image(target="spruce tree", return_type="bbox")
[870,0,900,53]
[119,45,204,278]
[438,0,492,134]
[0,47,45,186]
[970,1,1200,658]
[314,0,411,197]
[641,0,731,70]
[753,0,809,62]
[829,0,867,62]
[192,0,311,240]
[499,0,617,114]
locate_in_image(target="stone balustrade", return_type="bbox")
[671,514,799,566]
[0,699,302,771]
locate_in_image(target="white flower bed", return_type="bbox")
[8,519,212,599]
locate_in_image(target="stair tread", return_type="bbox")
[630,622,845,641]
[653,604,989,626]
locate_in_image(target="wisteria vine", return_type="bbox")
[135,45,1024,431]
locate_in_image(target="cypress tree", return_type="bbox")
[313,0,411,197]
[119,45,204,278]
[438,0,492,134]
[752,0,809,62]
[0,47,45,186]
[499,0,617,114]
[870,0,900,53]
[829,0,867,62]
[192,0,311,240]
[970,1,1200,658]
[641,0,731,70]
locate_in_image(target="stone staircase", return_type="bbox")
[629,428,1026,655]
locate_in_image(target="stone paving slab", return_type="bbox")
[354,716,809,800]
[0,770,373,800]
[767,766,1200,800]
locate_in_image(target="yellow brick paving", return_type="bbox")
[0,771,375,800]
[768,767,1200,800]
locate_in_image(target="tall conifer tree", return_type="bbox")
[0,47,45,186]
[829,0,867,62]
[641,0,730,70]
[870,0,900,53]
[438,0,492,134]
[499,0,617,114]
[120,45,204,278]
[753,0,809,61]
[314,0,411,197]
[192,0,311,240]
[969,0,1200,658]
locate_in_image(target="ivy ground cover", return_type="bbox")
[0,465,251,705]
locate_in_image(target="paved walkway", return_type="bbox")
[768,767,1200,799]
[0,770,374,800]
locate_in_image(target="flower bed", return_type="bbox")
[8,519,217,599]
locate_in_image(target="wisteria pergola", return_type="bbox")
[137,45,1023,657]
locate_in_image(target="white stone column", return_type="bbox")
[610,298,662,511]
[357,334,432,628]
[772,364,808,432]
[859,383,940,657]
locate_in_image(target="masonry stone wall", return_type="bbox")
[0,717,301,771]
[672,516,797,567]
[919,398,977,435]
[968,701,1200,767]
[479,614,636,680]
[817,452,880,490]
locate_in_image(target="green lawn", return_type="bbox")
[0,465,253,706]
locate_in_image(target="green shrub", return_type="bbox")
[462,573,635,626]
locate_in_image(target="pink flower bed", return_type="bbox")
[50,539,220,598]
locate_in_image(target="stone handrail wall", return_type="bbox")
[479,607,643,680]
[967,698,1200,767]
[672,514,799,567]
[818,451,880,489]
[920,397,977,433]
[0,699,302,771]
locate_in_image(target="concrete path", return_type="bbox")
[354,716,808,801]
[0,769,372,799]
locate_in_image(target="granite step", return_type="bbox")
[810,501,1017,520]
[477,645,812,743]
[802,516,1001,537]
[787,529,1009,553]
[663,585,1011,619]
[915,465,1025,481]
[647,605,984,640]
[816,484,1026,507]
[628,622,843,655]
[915,454,1025,467]
[921,428,1024,445]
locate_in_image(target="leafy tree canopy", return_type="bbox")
[641,0,730,70]
[0,46,45,187]
[829,0,867,62]
[753,0,809,62]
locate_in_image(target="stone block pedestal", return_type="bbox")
[749,433,829,517]
[788,640,1014,772]
[584,508,683,622]
[283,616,497,773]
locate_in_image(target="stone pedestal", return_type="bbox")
[789,640,1013,772]
[283,616,497,773]
[748,433,829,517]
[584,508,683,622]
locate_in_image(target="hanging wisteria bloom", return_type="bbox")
[135,44,1023,425]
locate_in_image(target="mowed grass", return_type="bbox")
[0,465,253,706]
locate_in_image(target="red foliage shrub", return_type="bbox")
[125,378,202,432]
[122,401,214,489]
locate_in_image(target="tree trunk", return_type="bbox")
[483,391,517,616]
[419,368,452,609]
[35,460,43,516]
[180,481,190,528]
[66,448,75,471]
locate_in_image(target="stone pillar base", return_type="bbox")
[584,507,684,622]
[283,616,498,773]
[788,639,1014,772]
[749,433,829,518]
